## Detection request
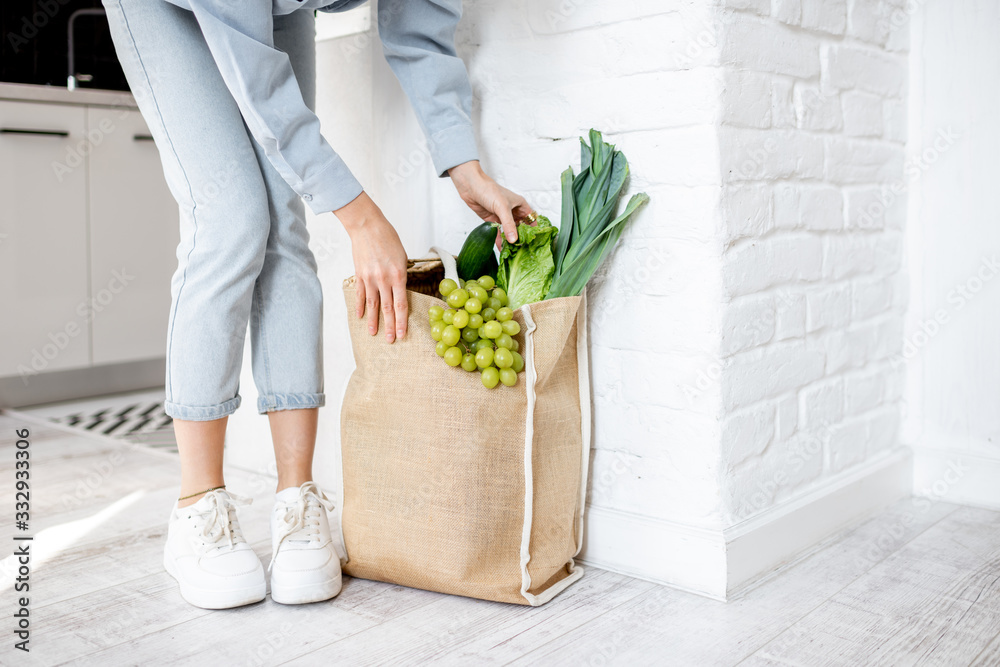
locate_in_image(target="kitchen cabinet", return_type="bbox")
[0,85,178,401]
[0,100,91,377]
[88,106,177,365]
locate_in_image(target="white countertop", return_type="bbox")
[0,82,137,108]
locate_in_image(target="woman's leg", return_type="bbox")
[103,0,273,504]
[251,9,325,491]
[173,417,227,506]
[103,0,273,608]
[250,11,342,604]
[268,409,316,490]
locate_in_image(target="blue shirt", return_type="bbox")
[161,0,478,214]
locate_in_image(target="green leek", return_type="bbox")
[546,129,649,300]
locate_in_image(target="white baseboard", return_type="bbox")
[579,506,729,600]
[912,446,1000,510]
[724,447,912,596]
[579,448,913,600]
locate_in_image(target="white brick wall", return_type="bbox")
[716,0,908,525]
[455,0,729,527]
[453,0,908,533]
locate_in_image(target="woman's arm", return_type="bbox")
[183,0,410,342]
[377,0,531,243]
[184,0,364,216]
[376,0,478,181]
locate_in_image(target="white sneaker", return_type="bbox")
[163,488,266,609]
[269,481,342,604]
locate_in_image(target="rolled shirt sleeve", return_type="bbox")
[376,0,479,176]
[185,0,364,215]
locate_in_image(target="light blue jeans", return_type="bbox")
[103,0,325,420]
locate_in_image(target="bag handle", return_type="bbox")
[427,246,460,284]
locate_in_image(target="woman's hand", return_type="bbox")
[448,160,533,245]
[334,192,409,343]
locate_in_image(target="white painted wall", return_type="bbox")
[905,0,1000,509]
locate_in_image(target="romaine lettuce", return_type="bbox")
[496,215,558,310]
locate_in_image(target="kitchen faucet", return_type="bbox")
[67,8,107,91]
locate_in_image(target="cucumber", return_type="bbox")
[456,221,499,281]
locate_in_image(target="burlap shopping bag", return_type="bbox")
[336,251,591,605]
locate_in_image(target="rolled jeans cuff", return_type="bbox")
[164,394,242,421]
[257,392,326,415]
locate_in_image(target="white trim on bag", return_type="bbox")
[333,362,354,565]
[517,298,588,606]
[428,246,460,283]
[518,303,539,603]
[574,291,592,557]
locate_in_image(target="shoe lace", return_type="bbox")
[268,482,336,575]
[190,489,252,551]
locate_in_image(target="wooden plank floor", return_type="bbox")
[1,412,998,666]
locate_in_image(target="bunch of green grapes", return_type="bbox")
[428,275,525,388]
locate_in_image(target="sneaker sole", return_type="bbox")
[163,549,266,610]
[270,570,343,605]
